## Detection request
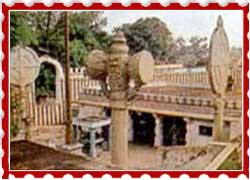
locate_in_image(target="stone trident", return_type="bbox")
[85,32,154,168]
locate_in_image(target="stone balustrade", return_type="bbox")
[151,68,241,89]
[70,67,241,91]
[70,67,242,110]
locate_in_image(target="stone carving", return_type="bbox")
[208,16,231,141]
[208,15,231,96]
[10,45,41,87]
[86,31,154,168]
[10,45,41,140]
[86,50,108,81]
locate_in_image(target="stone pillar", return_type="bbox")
[111,107,128,169]
[20,86,31,141]
[213,97,225,141]
[153,114,163,147]
[109,32,129,169]
[184,117,192,146]
[85,32,154,169]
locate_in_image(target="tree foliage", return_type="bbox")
[165,36,209,67]
[10,12,38,47]
[11,11,111,67]
[10,11,111,98]
[35,63,56,100]
[116,17,173,60]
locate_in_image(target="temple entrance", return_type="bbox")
[132,112,155,146]
[163,116,186,146]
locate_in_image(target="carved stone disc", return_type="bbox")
[10,46,41,87]
[208,16,231,96]
[128,50,154,84]
[85,50,108,80]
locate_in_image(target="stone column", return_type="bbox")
[153,114,163,147]
[184,117,192,146]
[20,86,31,141]
[111,106,128,169]
[213,97,225,141]
[85,32,155,169]
[109,32,129,169]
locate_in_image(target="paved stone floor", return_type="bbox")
[11,125,225,170]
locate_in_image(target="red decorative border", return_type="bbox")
[2,3,249,179]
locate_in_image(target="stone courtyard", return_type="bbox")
[11,125,241,170]
[10,12,243,172]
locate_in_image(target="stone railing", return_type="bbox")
[205,142,239,170]
[151,68,241,89]
[152,71,209,88]
[70,67,242,105]
[69,68,100,101]
[70,67,241,90]
[70,68,100,89]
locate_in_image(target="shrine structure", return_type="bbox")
[10,16,243,169]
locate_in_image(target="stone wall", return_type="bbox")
[185,118,231,146]
[129,113,240,147]
[230,121,242,140]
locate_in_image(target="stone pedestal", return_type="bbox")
[154,115,163,147]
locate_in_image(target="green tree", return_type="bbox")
[116,17,173,60]
[35,63,56,100]
[165,36,209,67]
[10,12,38,47]
[10,11,110,66]
[10,11,110,98]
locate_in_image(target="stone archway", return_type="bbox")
[39,55,65,101]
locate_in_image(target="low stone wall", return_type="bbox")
[159,146,207,168]
[185,118,231,146]
[158,144,224,169]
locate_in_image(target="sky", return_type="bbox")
[103,10,243,47]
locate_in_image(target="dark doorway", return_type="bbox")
[132,112,155,146]
[163,116,186,146]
